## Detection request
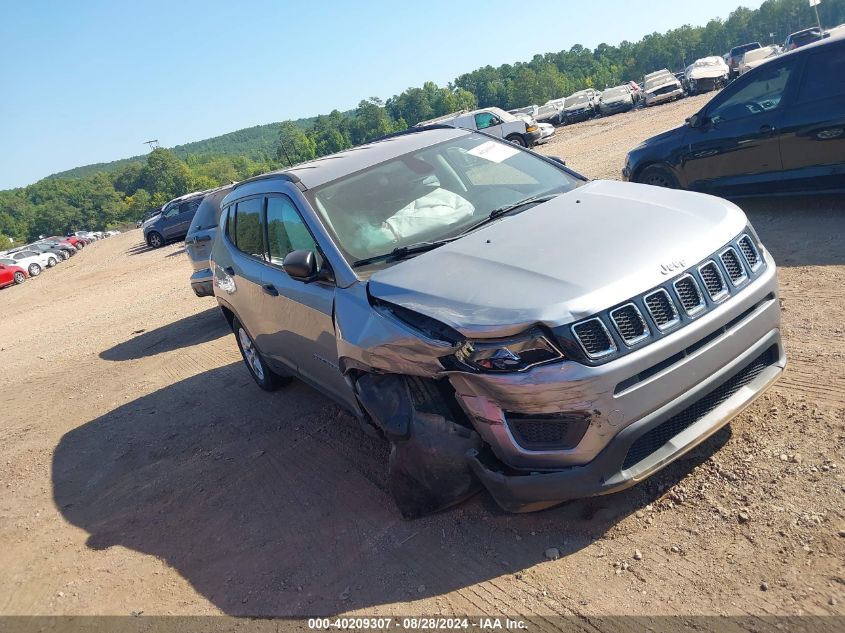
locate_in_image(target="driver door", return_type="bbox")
[682,59,797,197]
[474,111,504,138]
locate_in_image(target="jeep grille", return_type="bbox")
[610,304,650,345]
[720,247,747,286]
[738,234,761,270]
[644,289,680,330]
[572,318,616,358]
[699,261,728,301]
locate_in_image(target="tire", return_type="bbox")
[28,263,42,277]
[13,271,26,285]
[47,256,57,268]
[147,231,164,248]
[506,134,526,147]
[637,165,679,189]
[232,317,290,391]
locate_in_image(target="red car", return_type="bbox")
[0,263,28,288]
[49,235,85,249]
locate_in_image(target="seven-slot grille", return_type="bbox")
[699,261,728,301]
[720,247,747,286]
[568,231,766,363]
[644,289,680,330]
[610,304,650,344]
[673,275,705,315]
[572,318,616,358]
[738,234,761,270]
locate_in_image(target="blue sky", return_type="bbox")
[0,0,764,189]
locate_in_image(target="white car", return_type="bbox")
[0,250,54,276]
[738,45,781,75]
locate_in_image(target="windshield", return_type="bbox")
[602,87,628,99]
[309,133,582,266]
[565,94,590,107]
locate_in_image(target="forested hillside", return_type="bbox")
[2,0,842,247]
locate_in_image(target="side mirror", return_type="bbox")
[283,249,317,281]
[687,113,704,128]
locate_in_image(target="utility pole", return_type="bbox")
[144,139,159,151]
[809,0,823,32]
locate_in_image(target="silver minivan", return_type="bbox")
[210,127,784,517]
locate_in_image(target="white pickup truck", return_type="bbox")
[416,107,541,147]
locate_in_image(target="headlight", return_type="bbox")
[453,330,564,372]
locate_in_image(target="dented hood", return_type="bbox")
[367,180,747,338]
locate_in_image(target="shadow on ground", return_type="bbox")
[736,195,845,267]
[100,308,228,361]
[52,361,730,616]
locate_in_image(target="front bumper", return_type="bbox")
[565,109,592,122]
[190,268,214,297]
[526,130,543,146]
[449,249,784,510]
[467,332,783,512]
[646,89,684,105]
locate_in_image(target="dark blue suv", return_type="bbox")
[142,190,211,248]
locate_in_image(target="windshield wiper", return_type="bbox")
[351,238,458,268]
[460,193,560,235]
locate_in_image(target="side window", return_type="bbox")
[184,200,200,214]
[163,205,178,218]
[708,62,794,124]
[233,198,265,259]
[798,46,845,103]
[265,196,318,267]
[224,205,235,240]
[474,112,498,130]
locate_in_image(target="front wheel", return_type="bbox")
[28,263,42,277]
[506,134,526,147]
[13,271,26,284]
[637,165,679,189]
[147,231,164,248]
[232,317,290,391]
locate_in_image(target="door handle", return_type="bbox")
[195,235,211,242]
[759,124,775,133]
[224,266,235,276]
[262,284,279,296]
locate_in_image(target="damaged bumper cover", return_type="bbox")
[467,332,784,512]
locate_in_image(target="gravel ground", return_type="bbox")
[0,94,843,620]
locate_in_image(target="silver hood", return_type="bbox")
[367,180,748,338]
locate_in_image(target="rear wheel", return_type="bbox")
[506,134,526,147]
[637,165,679,189]
[232,317,290,391]
[13,271,26,284]
[47,256,57,267]
[147,231,164,248]
[28,263,42,277]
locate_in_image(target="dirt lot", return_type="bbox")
[1,95,843,620]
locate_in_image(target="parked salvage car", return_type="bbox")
[210,125,784,517]
[185,183,235,297]
[0,263,27,288]
[643,69,685,106]
[143,189,212,248]
[738,45,781,75]
[624,33,845,197]
[415,108,541,147]
[1,249,55,275]
[684,56,729,94]
[784,27,826,51]
[727,42,762,79]
[562,91,598,123]
[37,239,76,258]
[599,85,635,115]
[21,242,68,262]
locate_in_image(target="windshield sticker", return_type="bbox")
[467,141,520,163]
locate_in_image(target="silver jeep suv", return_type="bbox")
[210,127,784,517]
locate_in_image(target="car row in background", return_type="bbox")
[0,230,119,288]
[625,32,845,197]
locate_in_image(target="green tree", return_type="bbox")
[138,148,191,201]
[276,121,317,166]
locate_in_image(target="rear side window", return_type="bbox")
[192,192,224,231]
[233,198,265,259]
[798,45,845,103]
[709,62,794,124]
[265,195,319,266]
